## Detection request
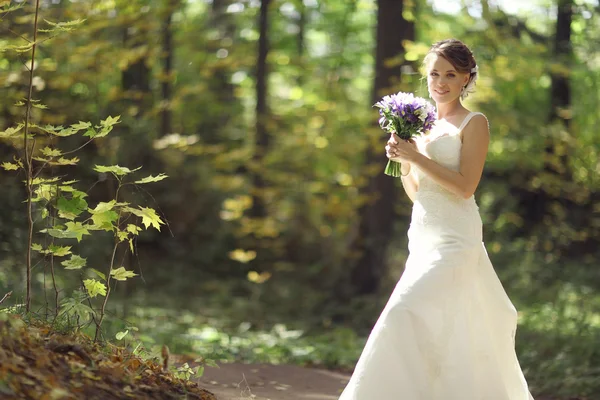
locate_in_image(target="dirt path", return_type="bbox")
[196,362,350,400]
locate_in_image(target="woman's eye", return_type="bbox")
[430,72,438,76]
[447,74,455,78]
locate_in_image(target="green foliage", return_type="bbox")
[0,2,167,343]
[0,0,599,398]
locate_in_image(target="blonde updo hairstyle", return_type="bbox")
[423,39,478,100]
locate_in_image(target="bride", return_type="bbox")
[339,39,534,399]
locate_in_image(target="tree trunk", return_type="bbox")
[160,0,178,137]
[526,0,573,224]
[347,0,414,296]
[250,0,271,219]
[549,0,572,125]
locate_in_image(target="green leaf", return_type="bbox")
[61,255,87,270]
[126,224,142,235]
[51,128,78,137]
[51,157,79,166]
[93,165,140,176]
[0,123,24,138]
[31,103,48,110]
[47,245,72,257]
[90,268,106,281]
[48,222,90,242]
[2,162,20,171]
[41,147,62,157]
[31,243,44,252]
[64,221,90,242]
[115,330,129,340]
[70,121,91,131]
[125,206,164,231]
[134,174,168,184]
[31,176,61,185]
[117,230,129,242]
[90,210,118,231]
[57,196,88,220]
[89,200,116,214]
[83,279,106,298]
[110,267,137,281]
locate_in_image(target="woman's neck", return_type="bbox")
[435,99,465,120]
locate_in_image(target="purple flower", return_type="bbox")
[373,91,436,141]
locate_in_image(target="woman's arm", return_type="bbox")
[400,163,418,203]
[386,136,419,202]
[390,115,490,199]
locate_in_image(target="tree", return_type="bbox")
[250,0,271,219]
[346,0,415,296]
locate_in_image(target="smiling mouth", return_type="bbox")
[435,90,449,95]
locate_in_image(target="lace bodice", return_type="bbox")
[410,112,484,227]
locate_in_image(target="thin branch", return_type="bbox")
[0,291,12,305]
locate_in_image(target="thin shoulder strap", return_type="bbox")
[457,112,484,132]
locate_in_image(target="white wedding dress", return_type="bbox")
[339,112,534,400]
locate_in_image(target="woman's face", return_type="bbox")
[426,54,470,104]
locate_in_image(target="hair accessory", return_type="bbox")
[461,65,479,100]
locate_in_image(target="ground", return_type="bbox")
[196,362,350,400]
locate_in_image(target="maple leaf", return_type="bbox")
[0,123,24,138]
[126,224,142,235]
[61,255,87,270]
[125,207,164,231]
[51,156,80,166]
[41,147,62,158]
[110,267,137,281]
[47,245,72,257]
[89,200,116,214]
[94,165,140,176]
[134,174,168,184]
[90,210,118,231]
[2,162,20,171]
[57,196,88,220]
[83,279,106,298]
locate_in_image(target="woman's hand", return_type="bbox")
[385,133,419,162]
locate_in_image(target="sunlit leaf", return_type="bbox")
[116,330,129,340]
[41,147,62,157]
[94,164,140,176]
[110,267,137,281]
[83,279,106,298]
[134,174,168,184]
[126,224,141,235]
[65,221,91,242]
[0,123,24,138]
[31,243,43,252]
[51,156,80,166]
[2,162,20,171]
[125,206,164,231]
[47,245,72,257]
[89,200,116,214]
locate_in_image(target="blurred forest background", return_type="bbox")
[1,0,600,397]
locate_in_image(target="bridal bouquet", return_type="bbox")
[374,92,436,177]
